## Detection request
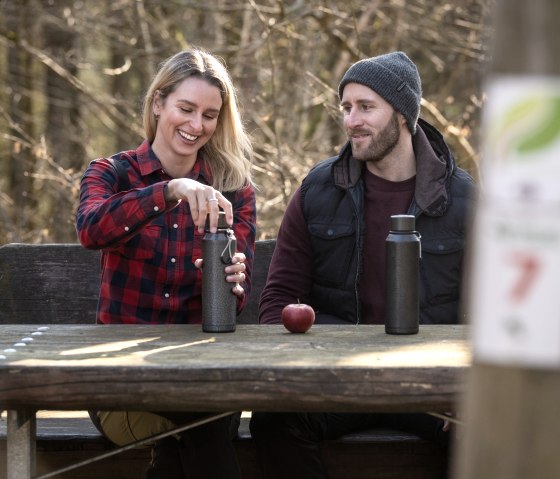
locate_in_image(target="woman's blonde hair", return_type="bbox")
[142,48,253,191]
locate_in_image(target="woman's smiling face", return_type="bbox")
[152,76,223,167]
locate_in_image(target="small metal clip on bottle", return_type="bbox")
[201,212,237,333]
[385,214,421,335]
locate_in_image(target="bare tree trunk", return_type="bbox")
[42,0,84,241]
[106,0,142,152]
[5,0,36,241]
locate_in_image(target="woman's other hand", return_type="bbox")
[194,252,246,296]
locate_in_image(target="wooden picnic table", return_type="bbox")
[0,323,470,478]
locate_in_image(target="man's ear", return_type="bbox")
[397,112,408,129]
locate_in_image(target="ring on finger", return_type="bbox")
[208,198,218,203]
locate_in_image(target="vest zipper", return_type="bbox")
[349,187,362,325]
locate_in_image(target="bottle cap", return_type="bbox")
[205,211,230,231]
[217,211,229,229]
[390,214,415,231]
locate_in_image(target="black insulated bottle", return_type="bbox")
[202,212,237,332]
[385,214,421,335]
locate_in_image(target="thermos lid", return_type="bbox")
[217,211,229,229]
[390,214,415,231]
[205,211,230,231]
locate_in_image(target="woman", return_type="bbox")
[76,48,256,479]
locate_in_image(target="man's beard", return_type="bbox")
[349,111,401,163]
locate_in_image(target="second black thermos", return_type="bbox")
[385,214,421,335]
[202,212,237,333]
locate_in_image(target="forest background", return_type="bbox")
[0,0,491,244]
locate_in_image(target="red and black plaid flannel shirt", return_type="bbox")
[76,140,256,324]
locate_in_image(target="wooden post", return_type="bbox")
[455,1,560,478]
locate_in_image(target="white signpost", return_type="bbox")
[471,77,560,368]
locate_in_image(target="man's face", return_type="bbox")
[340,83,404,163]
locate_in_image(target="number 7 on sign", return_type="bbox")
[508,253,540,303]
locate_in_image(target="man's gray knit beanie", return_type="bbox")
[338,51,422,134]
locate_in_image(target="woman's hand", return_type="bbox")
[165,178,232,233]
[194,252,246,296]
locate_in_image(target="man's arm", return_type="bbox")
[259,188,314,324]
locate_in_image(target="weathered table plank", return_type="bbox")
[0,324,469,413]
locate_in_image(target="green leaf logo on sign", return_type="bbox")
[489,95,560,161]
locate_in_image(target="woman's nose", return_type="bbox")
[189,114,203,132]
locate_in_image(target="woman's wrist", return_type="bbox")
[164,180,174,202]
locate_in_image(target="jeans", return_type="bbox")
[145,411,241,479]
[249,411,450,479]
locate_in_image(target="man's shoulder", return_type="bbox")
[450,165,477,198]
[303,155,338,184]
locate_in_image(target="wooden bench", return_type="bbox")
[0,241,446,479]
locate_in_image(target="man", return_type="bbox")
[250,52,476,478]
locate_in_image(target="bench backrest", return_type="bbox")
[0,239,276,325]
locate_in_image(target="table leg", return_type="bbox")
[7,409,36,479]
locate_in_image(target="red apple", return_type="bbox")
[281,303,315,333]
